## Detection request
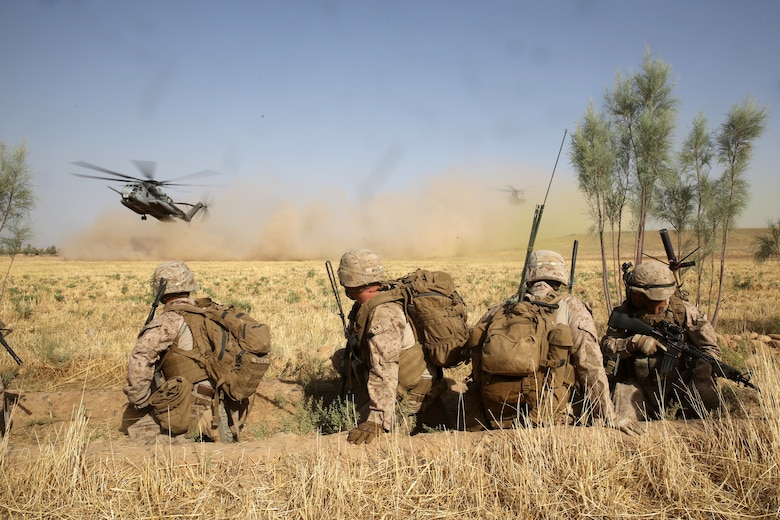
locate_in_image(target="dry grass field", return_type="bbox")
[0,230,779,518]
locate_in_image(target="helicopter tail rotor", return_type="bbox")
[199,193,215,221]
[183,193,214,222]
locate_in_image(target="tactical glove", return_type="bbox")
[629,334,662,356]
[347,421,383,445]
[611,416,646,437]
[693,358,713,380]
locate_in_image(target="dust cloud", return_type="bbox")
[58,170,589,261]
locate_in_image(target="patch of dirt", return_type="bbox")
[0,377,764,468]
[0,378,473,466]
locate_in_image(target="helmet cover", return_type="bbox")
[337,248,385,288]
[152,260,198,296]
[628,262,676,301]
[526,250,569,286]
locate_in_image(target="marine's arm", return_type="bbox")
[561,297,615,420]
[600,304,636,359]
[364,302,406,432]
[123,312,183,409]
[683,302,721,360]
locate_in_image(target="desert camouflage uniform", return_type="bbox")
[527,281,617,424]
[123,294,214,443]
[464,282,618,429]
[336,300,437,433]
[601,297,721,420]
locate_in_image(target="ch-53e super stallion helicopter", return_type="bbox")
[71,160,218,222]
[497,185,526,205]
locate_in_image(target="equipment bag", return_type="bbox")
[164,298,272,402]
[479,297,575,426]
[481,299,559,376]
[149,376,193,435]
[395,269,470,368]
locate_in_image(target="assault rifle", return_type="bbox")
[146,279,167,391]
[608,310,760,392]
[0,321,23,366]
[146,278,167,327]
[326,260,361,399]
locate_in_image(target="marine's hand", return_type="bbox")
[693,358,713,380]
[629,334,663,356]
[611,416,646,436]
[347,421,383,445]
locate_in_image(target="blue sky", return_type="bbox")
[1,1,778,259]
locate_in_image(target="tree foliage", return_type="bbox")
[570,103,617,311]
[605,48,678,265]
[710,97,768,328]
[752,219,780,263]
[0,140,36,302]
[571,52,769,320]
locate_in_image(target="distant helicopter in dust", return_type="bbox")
[497,185,527,205]
[71,160,219,222]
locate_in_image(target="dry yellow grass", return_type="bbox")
[0,236,778,518]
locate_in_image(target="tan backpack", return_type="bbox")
[390,269,470,368]
[479,296,575,426]
[163,298,271,402]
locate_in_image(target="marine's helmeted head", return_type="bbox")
[526,250,569,286]
[152,260,198,296]
[337,248,385,288]
[627,262,676,301]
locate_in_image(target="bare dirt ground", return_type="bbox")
[4,377,763,471]
[2,378,490,466]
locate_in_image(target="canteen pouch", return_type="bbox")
[149,376,193,435]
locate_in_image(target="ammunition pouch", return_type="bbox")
[149,376,193,435]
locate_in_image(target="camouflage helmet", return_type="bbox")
[337,248,386,288]
[526,250,569,286]
[152,260,198,296]
[628,262,676,301]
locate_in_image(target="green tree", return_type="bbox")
[752,218,780,263]
[0,141,36,302]
[606,48,678,266]
[570,102,618,311]
[710,97,768,328]
[677,114,715,305]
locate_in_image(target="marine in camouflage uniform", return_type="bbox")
[601,262,721,421]
[463,250,644,435]
[123,261,224,444]
[332,248,441,445]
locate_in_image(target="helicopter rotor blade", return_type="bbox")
[159,169,222,185]
[72,161,144,182]
[131,160,157,181]
[71,172,135,183]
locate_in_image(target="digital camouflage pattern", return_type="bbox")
[337,248,386,288]
[362,301,435,432]
[123,294,214,443]
[334,299,437,433]
[601,296,721,420]
[152,260,199,296]
[124,294,197,409]
[525,250,569,286]
[526,281,617,424]
[626,262,677,301]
